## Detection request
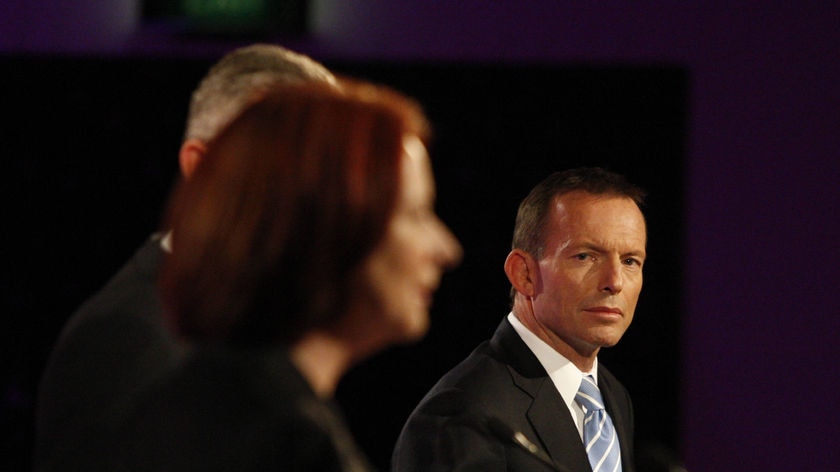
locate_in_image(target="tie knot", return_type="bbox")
[575,375,605,413]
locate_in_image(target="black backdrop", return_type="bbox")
[1,55,687,470]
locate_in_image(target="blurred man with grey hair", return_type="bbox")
[34,44,336,471]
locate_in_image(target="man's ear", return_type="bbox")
[178,139,207,180]
[504,249,538,298]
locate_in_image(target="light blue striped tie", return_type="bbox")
[575,375,622,472]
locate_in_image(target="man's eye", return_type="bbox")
[574,253,591,261]
[623,258,642,267]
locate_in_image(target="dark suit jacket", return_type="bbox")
[107,345,374,472]
[34,234,186,470]
[392,318,635,472]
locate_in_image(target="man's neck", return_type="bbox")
[511,306,599,372]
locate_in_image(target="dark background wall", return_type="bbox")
[2,55,687,471]
[2,2,839,471]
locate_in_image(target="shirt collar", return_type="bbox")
[506,312,598,408]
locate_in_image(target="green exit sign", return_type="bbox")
[143,0,308,37]
[183,0,267,22]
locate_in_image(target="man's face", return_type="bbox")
[530,191,647,358]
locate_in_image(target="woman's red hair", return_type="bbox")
[160,78,430,346]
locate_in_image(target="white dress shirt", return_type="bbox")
[507,312,597,440]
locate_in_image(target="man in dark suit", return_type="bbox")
[393,167,647,472]
[33,44,336,471]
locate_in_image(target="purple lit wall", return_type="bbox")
[3,2,839,470]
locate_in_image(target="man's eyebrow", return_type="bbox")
[561,242,605,254]
[567,242,647,258]
[625,250,647,260]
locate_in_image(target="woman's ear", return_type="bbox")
[178,139,208,179]
[504,249,538,298]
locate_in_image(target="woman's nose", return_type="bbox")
[435,219,463,269]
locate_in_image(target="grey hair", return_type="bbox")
[184,44,336,143]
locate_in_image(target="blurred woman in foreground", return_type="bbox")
[111,79,462,471]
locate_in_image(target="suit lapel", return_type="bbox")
[598,367,635,472]
[524,376,592,471]
[491,319,592,471]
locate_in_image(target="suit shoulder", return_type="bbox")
[412,342,528,416]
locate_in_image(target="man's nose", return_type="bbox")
[599,259,623,294]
